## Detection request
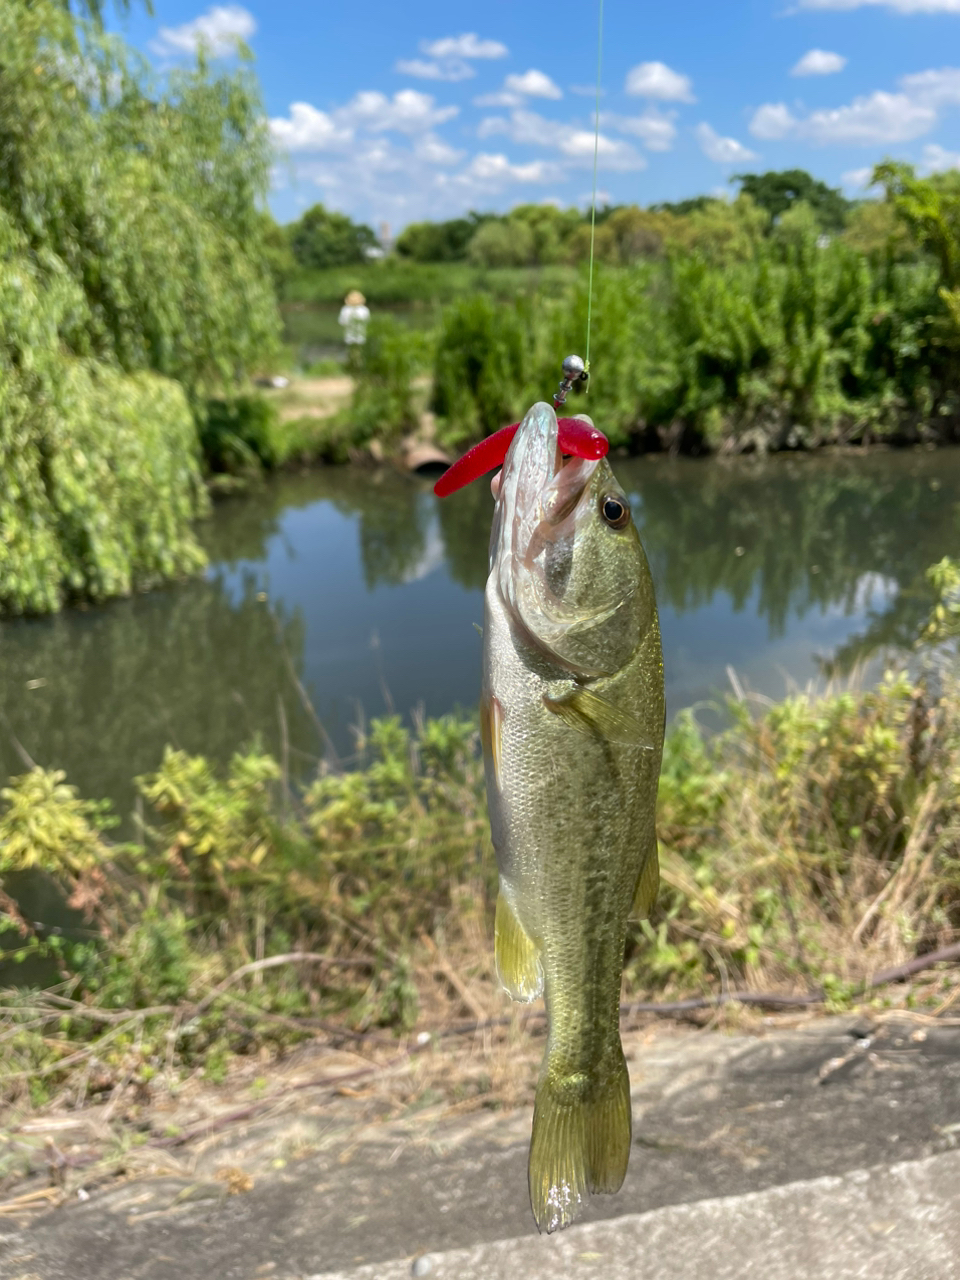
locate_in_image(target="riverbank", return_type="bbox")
[2,629,959,1130]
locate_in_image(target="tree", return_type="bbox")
[874,162,960,289]
[289,204,378,269]
[650,196,715,217]
[874,161,960,341]
[505,204,582,264]
[467,219,536,268]
[733,170,851,233]
[0,0,281,612]
[568,205,677,265]
[395,215,488,262]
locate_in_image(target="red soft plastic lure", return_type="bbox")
[433,418,608,499]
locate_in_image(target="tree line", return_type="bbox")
[279,168,891,273]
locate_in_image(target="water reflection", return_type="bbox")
[0,447,956,822]
[632,451,957,648]
[0,578,314,825]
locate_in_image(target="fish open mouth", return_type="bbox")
[498,402,600,540]
[492,403,603,636]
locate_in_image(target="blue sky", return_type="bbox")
[115,0,960,231]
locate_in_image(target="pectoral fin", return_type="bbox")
[542,687,654,749]
[630,837,660,920]
[480,694,504,792]
[495,890,543,1002]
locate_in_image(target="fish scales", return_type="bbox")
[481,401,664,1233]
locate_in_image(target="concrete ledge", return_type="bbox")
[323,1149,960,1280]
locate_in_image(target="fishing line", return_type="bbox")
[584,0,605,378]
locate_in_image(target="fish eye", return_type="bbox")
[600,494,630,530]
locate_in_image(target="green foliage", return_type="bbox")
[875,162,960,347]
[348,317,431,451]
[0,768,113,882]
[431,294,528,446]
[280,260,576,308]
[734,169,851,233]
[875,162,960,290]
[0,239,209,611]
[257,211,298,295]
[395,214,489,263]
[568,205,673,265]
[636,668,960,995]
[199,395,282,474]
[919,557,960,646]
[467,219,537,268]
[0,0,281,612]
[427,200,954,453]
[4,660,960,1099]
[78,904,198,1008]
[842,200,915,261]
[289,203,378,270]
[5,633,960,1102]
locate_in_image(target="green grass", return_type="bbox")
[281,261,579,307]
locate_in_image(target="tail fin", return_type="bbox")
[527,1048,632,1233]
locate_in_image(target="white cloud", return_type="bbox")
[149,5,255,57]
[335,90,459,135]
[625,61,695,103]
[749,90,936,144]
[923,142,960,170]
[476,69,563,107]
[802,92,935,142]
[791,49,847,76]
[900,66,960,105]
[422,33,508,59]
[269,103,353,152]
[695,122,758,163]
[458,153,558,184]
[602,108,677,151]
[841,166,876,189]
[474,90,524,108]
[271,90,458,153]
[504,69,563,99]
[751,65,960,148]
[395,58,474,82]
[413,134,466,165]
[750,103,797,139]
[797,0,960,10]
[478,110,646,169]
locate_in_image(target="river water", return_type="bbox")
[0,446,956,823]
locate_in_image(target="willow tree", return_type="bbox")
[0,0,281,613]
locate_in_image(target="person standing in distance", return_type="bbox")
[339,289,370,374]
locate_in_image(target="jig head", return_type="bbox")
[553,353,589,409]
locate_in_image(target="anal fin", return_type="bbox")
[630,837,660,920]
[495,890,543,1003]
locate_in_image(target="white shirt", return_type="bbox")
[338,304,370,344]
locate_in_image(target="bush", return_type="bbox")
[199,395,282,474]
[348,317,431,451]
[0,215,208,613]
[431,294,529,447]
[0,0,280,613]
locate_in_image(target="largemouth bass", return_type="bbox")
[481,401,665,1233]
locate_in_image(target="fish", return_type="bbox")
[480,400,665,1233]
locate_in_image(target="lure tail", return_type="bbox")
[527,1045,632,1233]
[433,417,608,499]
